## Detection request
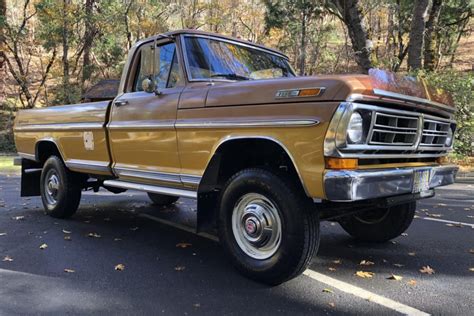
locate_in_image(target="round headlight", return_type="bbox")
[445,128,453,146]
[347,112,363,144]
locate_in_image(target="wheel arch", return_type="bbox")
[35,138,65,165]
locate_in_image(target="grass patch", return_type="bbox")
[0,156,20,174]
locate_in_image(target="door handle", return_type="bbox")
[114,100,129,107]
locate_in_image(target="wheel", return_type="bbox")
[40,156,83,218]
[338,202,416,243]
[147,193,179,206]
[218,168,319,285]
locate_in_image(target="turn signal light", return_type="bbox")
[298,88,323,97]
[325,158,358,170]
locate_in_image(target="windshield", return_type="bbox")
[183,36,295,81]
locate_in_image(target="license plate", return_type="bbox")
[412,169,431,193]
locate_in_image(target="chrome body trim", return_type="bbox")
[373,89,455,114]
[14,122,104,132]
[324,165,458,201]
[65,159,110,172]
[103,180,197,199]
[17,152,37,161]
[114,167,182,184]
[324,102,455,159]
[108,120,175,130]
[180,174,202,186]
[175,119,319,129]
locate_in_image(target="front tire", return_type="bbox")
[40,156,83,218]
[339,202,416,243]
[218,168,319,285]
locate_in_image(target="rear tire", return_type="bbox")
[147,193,179,206]
[339,202,416,243]
[40,156,83,218]
[218,168,319,285]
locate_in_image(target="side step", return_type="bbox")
[103,180,197,199]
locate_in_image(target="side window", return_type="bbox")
[134,44,154,92]
[156,43,182,89]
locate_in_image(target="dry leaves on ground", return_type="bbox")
[360,260,375,266]
[174,265,186,271]
[407,279,417,286]
[114,264,125,271]
[386,274,403,281]
[0,232,6,236]
[130,227,139,231]
[393,263,404,268]
[469,268,474,272]
[469,249,474,254]
[62,229,71,234]
[332,259,342,264]
[64,268,75,273]
[87,232,101,238]
[322,288,334,293]
[39,243,48,250]
[328,267,337,272]
[176,242,192,248]
[64,236,72,241]
[419,266,435,275]
[408,252,416,256]
[446,223,463,228]
[2,256,13,262]
[12,216,25,220]
[355,271,374,278]
[328,302,335,308]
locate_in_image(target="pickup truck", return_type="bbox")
[14,29,458,285]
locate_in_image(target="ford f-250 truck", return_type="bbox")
[14,30,458,285]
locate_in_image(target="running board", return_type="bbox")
[103,180,197,199]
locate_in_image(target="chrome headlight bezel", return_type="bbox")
[346,112,364,144]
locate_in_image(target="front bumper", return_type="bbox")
[324,165,458,202]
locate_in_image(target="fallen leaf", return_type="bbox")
[407,279,417,286]
[446,223,463,228]
[114,238,122,241]
[419,266,435,275]
[387,274,403,281]
[332,259,342,264]
[408,252,416,256]
[438,203,447,206]
[2,256,13,262]
[401,233,408,236]
[322,288,334,293]
[0,232,6,236]
[360,260,375,266]
[467,215,474,219]
[328,267,337,272]
[393,263,404,268]
[328,302,335,308]
[39,243,48,250]
[469,268,474,272]
[193,303,201,308]
[176,242,192,248]
[427,213,442,218]
[64,268,75,273]
[64,236,72,241]
[12,216,25,220]
[469,249,474,254]
[62,229,71,234]
[174,265,186,272]
[130,227,139,231]
[87,232,101,238]
[114,264,125,271]
[355,271,374,278]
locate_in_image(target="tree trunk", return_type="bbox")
[423,0,442,71]
[407,0,430,71]
[82,0,95,94]
[62,0,71,103]
[0,0,6,105]
[331,0,373,73]
[299,9,307,75]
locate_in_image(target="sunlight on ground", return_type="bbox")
[0,156,19,174]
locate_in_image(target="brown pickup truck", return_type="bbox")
[14,30,458,284]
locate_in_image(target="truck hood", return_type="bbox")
[205,69,454,113]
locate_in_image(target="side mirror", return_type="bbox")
[141,77,155,93]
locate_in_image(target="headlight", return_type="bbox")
[347,112,363,144]
[445,128,453,146]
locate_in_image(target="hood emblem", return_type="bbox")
[275,87,325,99]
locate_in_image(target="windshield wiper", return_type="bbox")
[210,73,251,80]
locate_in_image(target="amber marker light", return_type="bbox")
[298,88,324,97]
[325,157,358,170]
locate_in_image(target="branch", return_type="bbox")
[33,48,57,106]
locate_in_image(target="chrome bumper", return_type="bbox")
[324,165,458,202]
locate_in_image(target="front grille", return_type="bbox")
[370,112,418,145]
[420,119,450,147]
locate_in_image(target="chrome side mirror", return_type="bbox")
[141,77,155,93]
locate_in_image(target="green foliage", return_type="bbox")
[424,71,474,157]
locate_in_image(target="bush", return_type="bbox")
[424,71,474,157]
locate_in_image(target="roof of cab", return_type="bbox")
[136,29,289,59]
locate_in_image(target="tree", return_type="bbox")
[0,0,6,104]
[81,0,96,93]
[407,0,430,71]
[327,0,374,73]
[423,0,442,71]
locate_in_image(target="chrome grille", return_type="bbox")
[420,119,450,147]
[369,112,418,146]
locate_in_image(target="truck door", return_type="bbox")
[108,39,185,188]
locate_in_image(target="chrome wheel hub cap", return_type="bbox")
[232,193,282,260]
[44,170,60,205]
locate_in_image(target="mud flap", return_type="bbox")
[20,159,42,197]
